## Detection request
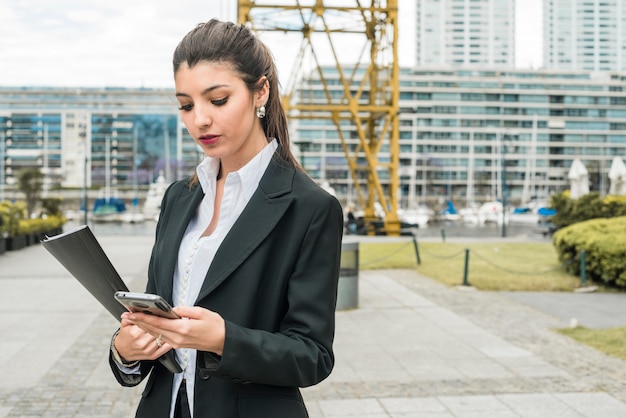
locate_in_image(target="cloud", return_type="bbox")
[0,0,234,87]
[0,0,539,87]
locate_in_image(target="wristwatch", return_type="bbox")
[111,329,140,368]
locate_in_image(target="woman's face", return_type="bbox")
[174,61,268,171]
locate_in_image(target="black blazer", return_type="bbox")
[110,154,344,417]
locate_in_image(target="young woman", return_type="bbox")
[109,19,344,418]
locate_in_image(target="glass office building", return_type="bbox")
[292,67,626,209]
[0,87,200,192]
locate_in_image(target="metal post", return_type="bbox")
[440,229,446,242]
[133,125,138,201]
[462,248,470,286]
[412,234,421,265]
[164,123,171,182]
[83,138,89,226]
[176,115,183,181]
[501,136,507,238]
[42,124,49,198]
[580,250,587,287]
[0,132,4,202]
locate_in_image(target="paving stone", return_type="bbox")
[2,236,626,417]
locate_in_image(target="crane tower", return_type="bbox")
[238,0,401,236]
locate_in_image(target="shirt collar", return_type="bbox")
[195,139,278,199]
[196,156,221,195]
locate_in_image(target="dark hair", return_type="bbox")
[173,19,299,170]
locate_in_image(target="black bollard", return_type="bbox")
[580,250,587,287]
[462,248,470,286]
[412,235,421,265]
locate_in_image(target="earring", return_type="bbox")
[256,105,266,119]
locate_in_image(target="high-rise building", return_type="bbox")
[416,0,515,68]
[544,0,626,72]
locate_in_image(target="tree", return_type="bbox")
[41,197,63,216]
[17,167,43,216]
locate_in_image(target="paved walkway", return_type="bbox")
[1,232,625,417]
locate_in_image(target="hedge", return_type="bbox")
[553,216,626,288]
[550,191,626,229]
[0,200,66,238]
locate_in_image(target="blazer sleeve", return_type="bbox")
[199,190,344,387]
[108,352,156,387]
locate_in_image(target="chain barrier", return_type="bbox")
[469,249,577,275]
[413,240,577,275]
[358,239,578,277]
[359,240,415,268]
[417,245,466,260]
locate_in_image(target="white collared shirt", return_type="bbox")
[169,139,277,417]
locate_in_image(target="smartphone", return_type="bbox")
[114,292,180,319]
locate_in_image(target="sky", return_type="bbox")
[0,0,543,88]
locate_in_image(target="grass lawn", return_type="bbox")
[556,326,626,362]
[359,241,583,291]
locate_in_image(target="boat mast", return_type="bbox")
[164,123,171,182]
[132,125,139,206]
[105,135,110,203]
[466,130,475,206]
[42,123,49,198]
[521,114,538,203]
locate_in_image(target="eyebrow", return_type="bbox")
[175,84,229,98]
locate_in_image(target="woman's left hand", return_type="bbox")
[124,306,226,356]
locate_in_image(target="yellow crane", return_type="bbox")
[238,0,400,235]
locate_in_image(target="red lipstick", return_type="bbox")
[199,135,219,145]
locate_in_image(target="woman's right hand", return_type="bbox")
[115,312,173,362]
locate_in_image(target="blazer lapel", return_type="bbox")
[157,182,204,304]
[195,157,296,302]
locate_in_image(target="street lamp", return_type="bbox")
[499,129,519,238]
[83,134,89,226]
[0,132,4,202]
[501,141,507,238]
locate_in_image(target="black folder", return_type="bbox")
[42,225,182,373]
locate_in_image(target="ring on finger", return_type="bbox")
[156,334,163,348]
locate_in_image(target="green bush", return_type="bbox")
[17,215,65,235]
[0,201,27,236]
[0,201,65,237]
[550,191,626,228]
[553,216,626,288]
[41,197,64,216]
